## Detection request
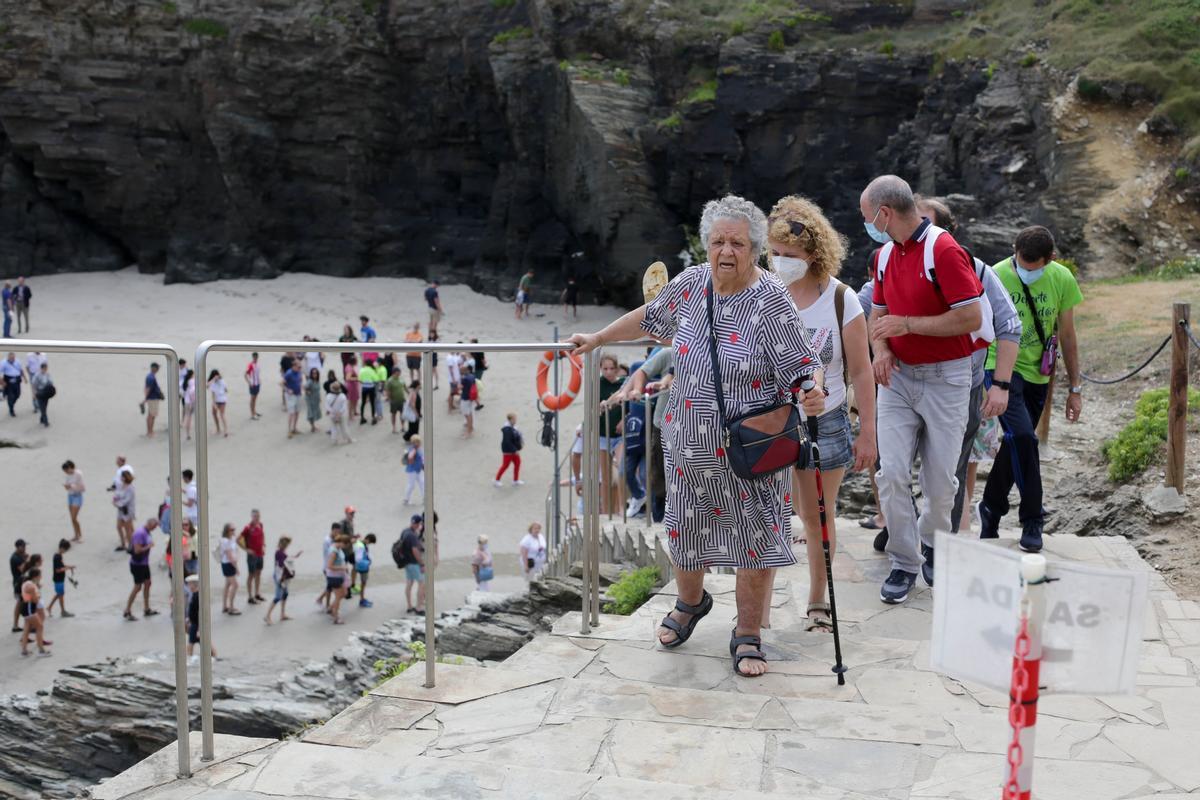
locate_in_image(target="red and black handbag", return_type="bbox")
[705,277,811,481]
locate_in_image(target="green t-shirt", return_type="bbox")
[360,365,384,385]
[519,273,532,293]
[984,258,1083,384]
[386,375,407,404]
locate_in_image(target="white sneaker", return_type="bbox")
[493,480,503,488]
[513,480,525,486]
[627,495,646,516]
[188,655,199,666]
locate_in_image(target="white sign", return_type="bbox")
[930,532,1148,695]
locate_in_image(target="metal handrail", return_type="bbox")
[191,339,585,761]
[0,338,188,778]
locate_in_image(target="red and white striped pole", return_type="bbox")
[1003,554,1047,800]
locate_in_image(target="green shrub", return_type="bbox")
[656,112,683,132]
[1176,166,1193,180]
[1056,257,1080,276]
[604,566,661,615]
[681,224,707,264]
[767,30,785,52]
[683,80,717,105]
[490,0,516,7]
[614,67,631,87]
[1153,257,1200,280]
[984,62,996,81]
[730,20,745,35]
[1102,388,1200,482]
[1077,76,1105,101]
[184,18,228,37]
[1020,52,1039,68]
[879,40,896,57]
[491,25,531,45]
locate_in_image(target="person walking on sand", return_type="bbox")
[45,539,75,618]
[123,518,159,620]
[324,381,353,444]
[61,460,85,542]
[12,277,31,334]
[403,435,425,504]
[404,322,423,383]
[561,276,579,319]
[19,569,50,657]
[358,358,382,426]
[1,281,12,339]
[386,367,408,433]
[181,369,197,440]
[324,533,350,624]
[207,369,230,437]
[304,367,323,432]
[239,509,267,605]
[112,470,136,552]
[425,280,444,335]
[142,362,165,438]
[10,538,28,633]
[397,515,426,615]
[459,363,478,437]
[217,523,241,615]
[244,352,263,420]
[264,536,300,624]
[493,413,525,487]
[284,360,303,438]
[343,356,361,422]
[1,352,22,416]
[445,350,462,412]
[31,361,54,427]
[516,269,534,319]
[353,533,376,608]
[401,380,422,441]
[108,456,134,549]
[519,522,547,582]
[471,535,494,592]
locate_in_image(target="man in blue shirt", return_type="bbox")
[359,315,376,343]
[284,361,303,438]
[143,363,165,438]
[1,353,23,416]
[1,282,12,339]
[424,281,443,336]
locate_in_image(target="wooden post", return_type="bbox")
[1036,374,1055,444]
[1166,302,1191,493]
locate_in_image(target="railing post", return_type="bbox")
[422,355,437,688]
[644,392,653,526]
[580,349,595,634]
[589,351,602,626]
[194,344,215,762]
[619,401,627,524]
[1167,302,1191,493]
[165,356,189,778]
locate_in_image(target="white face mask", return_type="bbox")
[772,255,809,284]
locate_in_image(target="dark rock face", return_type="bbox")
[0,0,1096,301]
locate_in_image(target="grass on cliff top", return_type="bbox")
[935,0,1200,133]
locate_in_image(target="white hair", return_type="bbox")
[698,195,768,261]
[863,175,916,214]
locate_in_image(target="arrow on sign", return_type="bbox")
[980,626,1073,662]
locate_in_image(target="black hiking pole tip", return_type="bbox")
[801,380,848,685]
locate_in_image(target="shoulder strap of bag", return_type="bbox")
[1015,257,1052,347]
[833,282,849,387]
[705,276,729,432]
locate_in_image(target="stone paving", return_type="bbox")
[87,520,1200,800]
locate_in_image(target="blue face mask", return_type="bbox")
[1013,256,1045,285]
[864,207,891,244]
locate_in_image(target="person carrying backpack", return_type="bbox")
[493,413,525,487]
[459,364,479,438]
[392,515,425,615]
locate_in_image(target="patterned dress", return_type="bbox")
[640,264,820,570]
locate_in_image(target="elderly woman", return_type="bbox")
[763,196,876,633]
[570,195,824,677]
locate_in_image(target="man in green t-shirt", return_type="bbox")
[516,270,534,319]
[979,226,1084,552]
[385,368,408,434]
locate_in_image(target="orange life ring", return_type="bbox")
[536,350,583,411]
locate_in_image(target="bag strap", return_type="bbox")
[833,282,849,388]
[704,276,729,434]
[1014,257,1052,348]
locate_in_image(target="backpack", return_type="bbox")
[392,534,413,568]
[468,381,479,402]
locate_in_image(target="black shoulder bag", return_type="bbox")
[1015,258,1058,376]
[705,277,810,481]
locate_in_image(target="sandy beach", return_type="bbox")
[0,268,628,694]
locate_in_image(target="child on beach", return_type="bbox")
[61,460,85,542]
[45,539,74,618]
[264,536,299,625]
[185,573,217,663]
[403,436,425,505]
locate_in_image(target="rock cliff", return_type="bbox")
[0,0,1196,301]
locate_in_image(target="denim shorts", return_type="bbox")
[405,563,424,582]
[67,492,83,508]
[273,579,288,603]
[801,405,854,471]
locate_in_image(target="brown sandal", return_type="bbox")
[805,603,833,633]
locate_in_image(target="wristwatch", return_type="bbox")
[1069,385,1083,394]
[991,379,1011,391]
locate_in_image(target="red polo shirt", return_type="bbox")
[240,522,265,557]
[871,220,984,365]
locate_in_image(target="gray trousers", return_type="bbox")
[950,382,986,533]
[15,303,28,333]
[876,357,972,574]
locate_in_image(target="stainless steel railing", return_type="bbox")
[0,338,189,778]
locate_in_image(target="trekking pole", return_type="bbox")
[801,379,848,685]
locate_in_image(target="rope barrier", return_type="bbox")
[1080,336,1171,385]
[1182,320,1200,351]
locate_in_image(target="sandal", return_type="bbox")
[859,516,883,530]
[805,603,834,633]
[729,630,767,677]
[658,590,713,649]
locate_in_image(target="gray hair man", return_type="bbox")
[861,175,985,604]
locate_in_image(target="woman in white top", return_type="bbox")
[218,523,241,615]
[207,369,230,438]
[324,381,353,445]
[111,470,136,552]
[519,522,548,582]
[765,195,877,632]
[471,534,494,592]
[61,460,85,542]
[181,369,197,440]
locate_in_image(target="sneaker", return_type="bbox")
[977,502,999,540]
[872,527,889,553]
[1019,522,1043,553]
[880,569,918,605]
[513,480,525,486]
[921,545,934,587]
[359,599,374,608]
[627,496,646,517]
[493,480,503,488]
[189,655,200,666]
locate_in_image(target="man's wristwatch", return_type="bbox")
[991,379,1011,391]
[1069,385,1083,395]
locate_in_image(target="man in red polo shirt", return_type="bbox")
[238,509,267,605]
[861,175,985,604]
